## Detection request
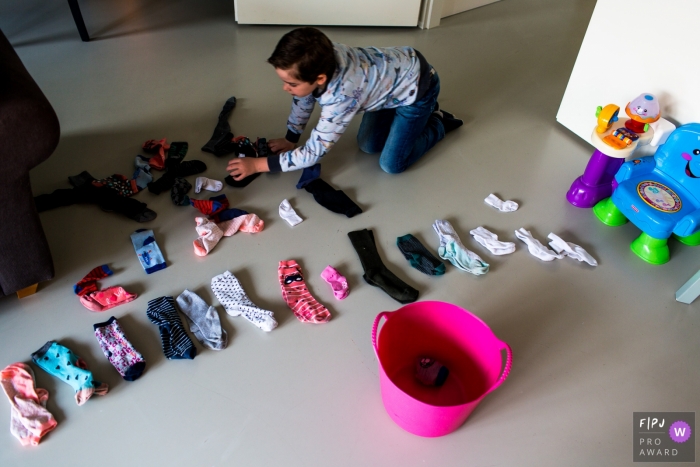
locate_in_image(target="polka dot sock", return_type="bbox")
[210,271,277,332]
[278,260,331,324]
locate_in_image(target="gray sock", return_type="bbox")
[176,290,227,350]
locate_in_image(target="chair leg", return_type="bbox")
[67,0,90,42]
[593,197,628,226]
[675,230,700,246]
[631,233,670,265]
[16,283,39,299]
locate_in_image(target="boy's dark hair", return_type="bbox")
[268,27,337,84]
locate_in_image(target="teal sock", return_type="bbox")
[396,234,445,276]
[439,241,489,275]
[31,341,109,406]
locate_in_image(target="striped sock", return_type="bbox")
[73,264,113,296]
[146,296,197,360]
[278,260,331,323]
[190,194,229,216]
[396,234,446,276]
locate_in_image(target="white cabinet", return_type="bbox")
[234,0,422,27]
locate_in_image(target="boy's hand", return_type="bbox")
[268,138,295,154]
[227,157,269,181]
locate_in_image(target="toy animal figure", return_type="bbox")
[624,93,660,133]
[593,123,700,264]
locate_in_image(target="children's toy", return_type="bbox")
[567,94,675,208]
[593,123,700,264]
[371,301,511,437]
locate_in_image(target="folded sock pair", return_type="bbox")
[73,264,137,312]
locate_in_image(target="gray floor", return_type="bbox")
[1,0,699,465]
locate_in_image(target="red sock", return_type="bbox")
[189,194,229,216]
[74,265,113,296]
[142,139,170,170]
[278,260,331,324]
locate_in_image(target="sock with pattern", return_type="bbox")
[0,363,57,446]
[176,290,228,350]
[190,193,228,216]
[348,229,419,304]
[320,265,349,300]
[130,229,167,274]
[202,97,237,156]
[396,234,446,276]
[31,341,109,406]
[433,220,489,275]
[211,271,277,332]
[91,174,139,197]
[278,260,331,323]
[304,179,362,218]
[93,316,146,381]
[74,264,113,296]
[146,296,197,360]
[171,178,191,206]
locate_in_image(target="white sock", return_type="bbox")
[485,194,519,212]
[210,271,277,332]
[432,220,489,275]
[279,199,303,226]
[193,217,224,256]
[195,177,223,194]
[548,233,598,266]
[470,226,516,255]
[514,228,563,261]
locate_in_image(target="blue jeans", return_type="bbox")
[356,70,444,174]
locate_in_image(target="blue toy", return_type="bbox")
[593,123,700,264]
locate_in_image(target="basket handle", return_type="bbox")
[371,311,393,358]
[484,342,512,396]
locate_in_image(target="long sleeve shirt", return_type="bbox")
[267,42,431,173]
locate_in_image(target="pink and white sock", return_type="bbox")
[79,286,137,312]
[93,317,146,381]
[1,363,57,446]
[278,260,331,323]
[320,265,349,300]
[217,213,264,236]
[193,217,224,256]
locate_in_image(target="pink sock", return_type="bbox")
[193,217,224,256]
[79,286,137,312]
[217,213,265,236]
[278,260,331,324]
[1,363,57,446]
[320,265,349,300]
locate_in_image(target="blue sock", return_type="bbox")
[31,341,109,405]
[215,208,248,222]
[146,296,197,360]
[130,229,167,274]
[296,163,321,189]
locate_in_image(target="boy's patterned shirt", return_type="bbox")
[276,42,423,172]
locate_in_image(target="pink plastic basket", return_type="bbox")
[372,301,512,437]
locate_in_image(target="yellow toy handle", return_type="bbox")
[595,104,620,134]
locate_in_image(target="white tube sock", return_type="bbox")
[279,199,303,226]
[548,233,598,266]
[194,177,223,193]
[514,228,563,261]
[485,194,519,212]
[470,226,516,255]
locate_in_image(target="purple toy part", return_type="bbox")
[567,149,625,208]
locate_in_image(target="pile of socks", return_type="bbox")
[146,141,207,204]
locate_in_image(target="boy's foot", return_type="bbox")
[433,106,463,133]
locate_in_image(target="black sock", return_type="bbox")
[348,229,419,304]
[396,234,446,276]
[148,160,206,194]
[434,108,463,133]
[68,170,95,188]
[146,296,197,360]
[202,97,237,155]
[165,142,188,168]
[304,179,362,218]
[35,185,156,222]
[170,178,191,206]
[224,173,260,188]
[255,138,271,158]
